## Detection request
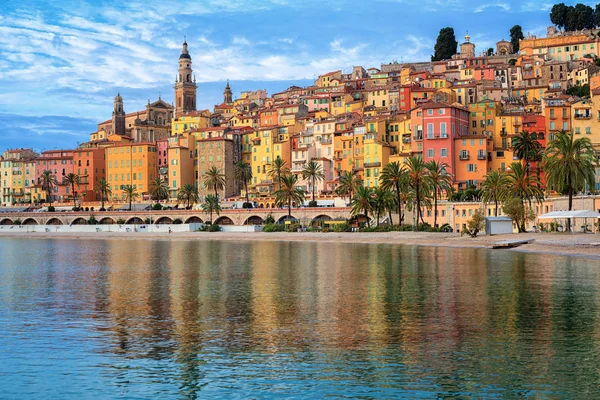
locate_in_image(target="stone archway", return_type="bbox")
[71,217,87,225]
[244,215,264,225]
[99,217,116,225]
[349,214,368,227]
[277,215,297,224]
[185,216,203,224]
[126,217,144,225]
[214,216,234,225]
[0,218,13,226]
[47,218,63,225]
[22,218,39,226]
[155,216,173,224]
[311,214,332,227]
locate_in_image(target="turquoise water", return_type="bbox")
[0,238,599,398]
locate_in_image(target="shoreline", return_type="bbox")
[1,230,599,260]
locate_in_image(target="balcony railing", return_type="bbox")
[364,162,382,168]
[574,114,591,119]
[459,153,470,160]
[477,152,487,160]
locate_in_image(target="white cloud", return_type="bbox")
[474,3,510,13]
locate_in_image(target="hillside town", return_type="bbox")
[2,26,600,232]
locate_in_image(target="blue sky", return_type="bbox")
[0,0,568,151]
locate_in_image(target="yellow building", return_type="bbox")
[171,111,210,136]
[250,127,283,195]
[366,87,390,108]
[363,135,395,187]
[1,149,38,205]
[386,116,412,155]
[106,143,158,202]
[167,132,197,199]
[469,100,501,136]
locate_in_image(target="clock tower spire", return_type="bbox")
[174,38,197,118]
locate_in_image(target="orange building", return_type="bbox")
[453,135,490,189]
[73,148,106,203]
[106,143,158,202]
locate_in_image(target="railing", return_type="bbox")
[477,153,487,160]
[459,154,470,160]
[364,162,382,168]
[574,114,591,119]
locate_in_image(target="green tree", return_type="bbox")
[234,160,253,206]
[380,161,409,225]
[94,178,112,211]
[464,209,485,237]
[203,166,226,200]
[543,131,597,211]
[149,177,169,205]
[302,160,325,206]
[62,172,80,207]
[405,156,430,230]
[351,185,374,227]
[550,3,569,29]
[41,170,58,207]
[432,27,457,61]
[481,170,510,216]
[425,160,452,228]
[566,84,590,97]
[122,184,139,211]
[512,131,543,176]
[201,194,222,224]
[486,47,494,56]
[505,162,544,232]
[178,183,199,209]
[510,25,524,53]
[373,186,395,226]
[335,170,361,204]
[268,158,290,190]
[274,174,305,217]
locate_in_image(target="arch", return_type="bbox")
[349,214,368,227]
[214,216,234,225]
[99,217,116,225]
[277,215,297,224]
[259,203,265,208]
[155,216,173,224]
[126,217,144,225]
[0,218,13,226]
[311,214,332,227]
[244,215,264,225]
[22,218,39,226]
[46,218,63,226]
[71,217,87,225]
[185,216,203,224]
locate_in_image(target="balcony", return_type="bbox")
[477,152,487,160]
[364,162,382,168]
[500,129,507,137]
[319,138,333,145]
[459,153,470,160]
[402,137,411,144]
[574,113,591,119]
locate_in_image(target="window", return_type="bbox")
[467,164,476,172]
[440,123,447,137]
[427,149,434,158]
[440,148,448,157]
[427,123,434,138]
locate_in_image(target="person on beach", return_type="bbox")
[168,227,172,234]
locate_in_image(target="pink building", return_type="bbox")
[303,94,331,112]
[36,150,75,203]
[157,137,169,181]
[420,102,469,176]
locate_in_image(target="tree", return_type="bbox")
[432,27,457,62]
[203,166,226,200]
[234,160,253,206]
[62,173,80,207]
[351,185,374,227]
[41,170,58,207]
[149,177,169,205]
[202,194,222,224]
[122,185,139,211]
[550,3,569,29]
[405,156,430,230]
[301,161,325,206]
[274,174,305,217]
[505,162,544,232]
[464,209,485,237]
[503,197,536,233]
[178,183,199,209]
[487,47,494,56]
[512,131,543,176]
[566,84,590,97]
[551,3,595,31]
[335,170,361,204]
[380,161,409,225]
[510,25,524,54]
[268,158,289,190]
[373,186,395,226]
[543,131,597,212]
[481,170,510,216]
[425,160,452,228]
[94,179,112,211]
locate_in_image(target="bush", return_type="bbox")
[265,214,275,225]
[144,217,151,224]
[116,218,125,225]
[333,222,352,232]
[463,209,485,237]
[242,202,253,209]
[99,207,106,212]
[12,219,22,226]
[439,223,453,233]
[308,200,318,207]
[72,207,80,211]
[198,224,221,232]
[173,218,183,225]
[88,216,98,225]
[152,203,163,210]
[48,206,55,212]
[287,223,301,232]
[263,223,286,232]
[417,222,432,232]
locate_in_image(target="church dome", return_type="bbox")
[115,93,122,101]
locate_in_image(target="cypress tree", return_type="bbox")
[510,25,524,54]
[431,27,457,62]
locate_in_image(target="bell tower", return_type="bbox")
[223,80,233,104]
[174,39,197,118]
[112,93,126,135]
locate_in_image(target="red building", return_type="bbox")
[73,148,106,202]
[157,137,169,181]
[35,150,75,203]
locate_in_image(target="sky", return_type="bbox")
[0,0,573,151]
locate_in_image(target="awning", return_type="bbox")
[538,210,600,219]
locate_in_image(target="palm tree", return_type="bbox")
[481,170,510,216]
[62,173,80,207]
[41,170,58,207]
[381,161,409,225]
[505,162,544,232]
[149,177,169,205]
[302,160,325,206]
[122,184,139,211]
[268,158,290,190]
[94,179,112,211]
[203,166,226,200]
[202,194,222,224]
[425,160,453,228]
[178,183,199,209]
[274,174,305,217]
[373,186,395,226]
[544,130,597,211]
[234,160,253,206]
[351,185,374,227]
[405,156,430,230]
[512,131,542,176]
[335,170,361,204]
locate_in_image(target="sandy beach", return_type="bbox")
[1,230,599,259]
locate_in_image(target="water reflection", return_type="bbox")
[0,239,599,398]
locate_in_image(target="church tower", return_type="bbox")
[223,80,233,104]
[174,39,197,118]
[112,93,126,135]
